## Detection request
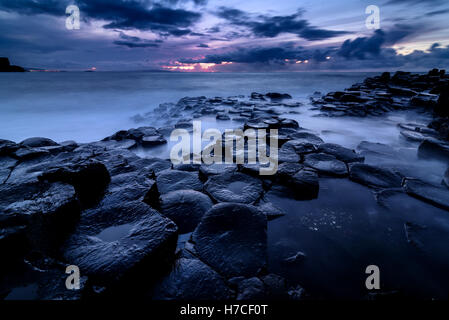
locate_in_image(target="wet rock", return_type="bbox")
[288,285,305,300]
[216,112,230,121]
[63,201,178,289]
[133,157,172,177]
[403,178,449,211]
[349,163,403,188]
[276,162,303,181]
[357,141,400,159]
[199,163,237,180]
[0,156,17,184]
[141,135,167,147]
[20,137,58,148]
[289,131,324,144]
[400,130,426,142]
[160,190,213,233]
[14,147,50,160]
[0,254,88,300]
[418,138,449,161]
[0,139,19,156]
[283,251,306,264]
[279,118,299,129]
[173,163,201,172]
[204,172,264,204]
[443,168,449,188]
[318,143,364,163]
[265,92,292,100]
[39,161,110,208]
[192,203,267,278]
[304,153,348,177]
[282,139,317,155]
[104,127,166,147]
[0,182,80,254]
[261,274,290,299]
[278,142,300,163]
[256,198,286,220]
[388,86,417,97]
[288,169,319,200]
[404,222,426,249]
[156,170,203,195]
[236,277,265,300]
[153,258,230,300]
[411,93,438,108]
[251,92,266,101]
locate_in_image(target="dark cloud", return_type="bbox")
[215,7,350,41]
[0,0,202,36]
[197,43,209,48]
[425,9,449,16]
[338,30,385,59]
[337,24,422,60]
[179,45,327,64]
[113,32,161,48]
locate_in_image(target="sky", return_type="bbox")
[0,0,448,71]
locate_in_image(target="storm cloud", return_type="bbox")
[216,7,350,41]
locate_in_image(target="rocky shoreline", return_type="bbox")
[1,69,449,300]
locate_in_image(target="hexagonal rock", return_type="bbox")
[38,161,110,208]
[403,178,449,211]
[153,258,231,300]
[276,162,304,181]
[192,203,267,278]
[0,182,80,255]
[317,143,364,163]
[63,201,178,287]
[204,172,264,204]
[20,137,59,148]
[289,169,319,200]
[289,132,324,145]
[349,163,403,189]
[156,169,203,195]
[160,190,213,233]
[278,142,300,163]
[304,153,348,177]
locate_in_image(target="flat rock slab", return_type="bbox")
[318,143,364,163]
[153,258,231,300]
[160,190,213,233]
[349,163,403,188]
[204,172,264,204]
[0,182,80,255]
[403,179,449,211]
[156,170,203,194]
[304,153,348,177]
[357,141,400,159]
[418,138,449,161]
[63,201,178,287]
[192,203,267,278]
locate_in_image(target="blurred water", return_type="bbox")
[0,71,373,143]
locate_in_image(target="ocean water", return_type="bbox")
[0,71,374,143]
